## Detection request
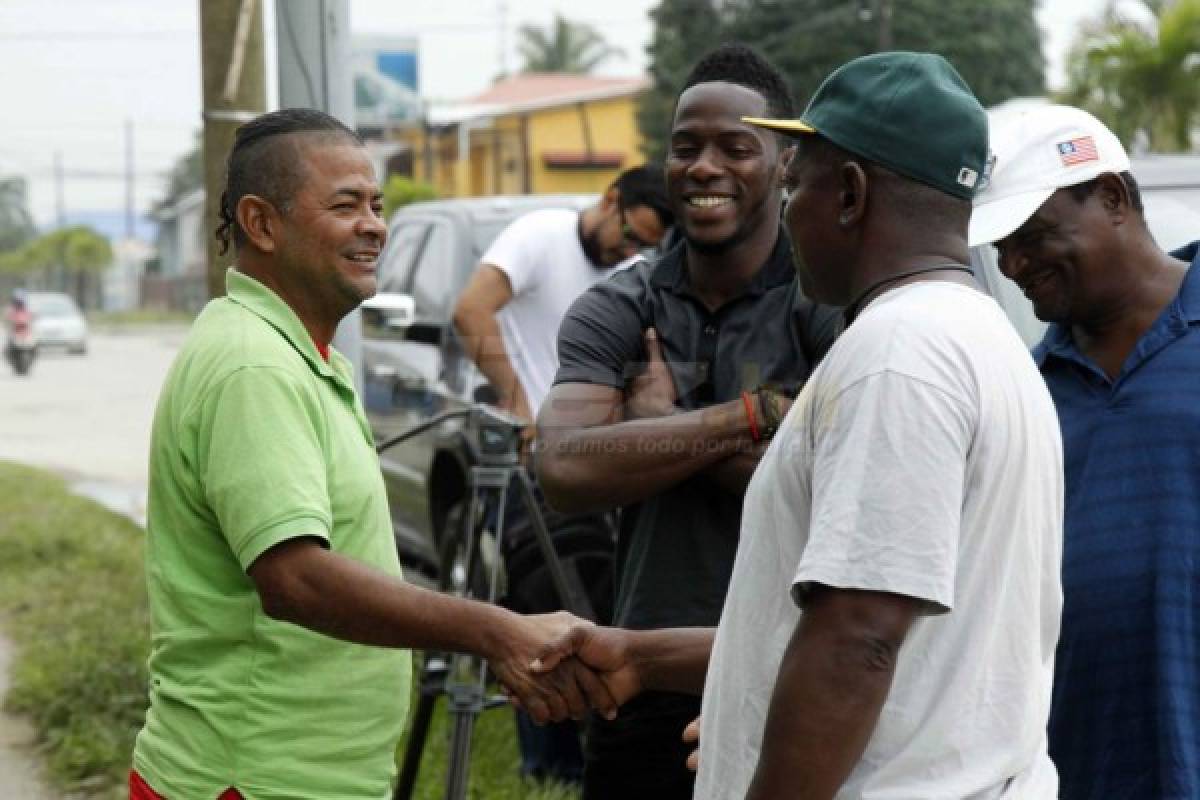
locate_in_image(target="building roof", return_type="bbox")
[429,73,650,126]
[468,73,648,106]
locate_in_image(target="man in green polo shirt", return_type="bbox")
[130,109,609,800]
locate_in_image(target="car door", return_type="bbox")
[364,213,464,566]
[363,214,438,563]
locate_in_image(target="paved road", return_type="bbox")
[0,325,186,799]
[0,326,187,521]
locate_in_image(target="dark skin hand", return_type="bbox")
[247,537,618,724]
[746,586,921,800]
[625,327,779,495]
[537,380,755,513]
[537,327,781,512]
[530,624,714,705]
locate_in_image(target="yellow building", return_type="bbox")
[398,74,651,198]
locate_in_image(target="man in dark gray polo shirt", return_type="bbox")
[536,44,839,799]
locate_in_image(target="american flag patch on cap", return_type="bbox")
[1057,136,1098,166]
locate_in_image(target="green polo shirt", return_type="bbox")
[133,269,412,800]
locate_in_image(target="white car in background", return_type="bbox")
[26,291,88,354]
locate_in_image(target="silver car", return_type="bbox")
[361,194,595,576]
[27,291,88,354]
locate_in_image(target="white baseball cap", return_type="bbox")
[969,104,1130,246]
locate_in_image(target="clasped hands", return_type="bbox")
[489,611,638,725]
[490,613,702,768]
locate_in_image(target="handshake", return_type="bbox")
[486,612,640,725]
[483,612,710,769]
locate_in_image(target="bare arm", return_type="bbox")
[702,441,768,494]
[532,624,715,705]
[247,537,616,722]
[452,264,533,423]
[746,586,921,800]
[703,387,795,493]
[536,380,754,513]
[538,328,759,512]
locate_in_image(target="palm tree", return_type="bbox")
[1062,0,1200,152]
[517,14,625,74]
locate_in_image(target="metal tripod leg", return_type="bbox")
[393,655,447,799]
[393,469,503,800]
[441,466,526,800]
[395,464,597,800]
[512,469,595,620]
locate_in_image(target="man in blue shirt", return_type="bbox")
[971,104,1200,800]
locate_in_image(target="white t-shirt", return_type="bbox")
[696,281,1063,800]
[481,208,620,415]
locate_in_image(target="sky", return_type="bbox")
[0,0,1121,234]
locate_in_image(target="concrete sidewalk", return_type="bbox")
[0,631,59,799]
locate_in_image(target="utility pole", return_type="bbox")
[275,0,364,389]
[125,119,135,240]
[874,0,894,52]
[199,0,266,300]
[53,151,65,228]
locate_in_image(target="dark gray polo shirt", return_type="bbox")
[553,231,841,630]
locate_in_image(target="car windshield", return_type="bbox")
[28,295,79,317]
[1143,193,1200,252]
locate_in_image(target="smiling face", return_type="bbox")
[666,81,787,255]
[274,137,387,319]
[994,181,1123,324]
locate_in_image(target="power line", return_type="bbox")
[0,29,195,42]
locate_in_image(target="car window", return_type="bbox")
[471,220,514,260]
[409,220,457,319]
[378,220,430,293]
[1143,191,1200,252]
[28,294,79,317]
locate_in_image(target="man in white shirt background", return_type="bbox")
[453,165,671,442]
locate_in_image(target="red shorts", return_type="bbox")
[129,770,243,800]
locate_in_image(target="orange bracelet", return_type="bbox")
[742,391,761,443]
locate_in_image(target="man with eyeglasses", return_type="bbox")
[454,165,671,447]
[451,164,671,783]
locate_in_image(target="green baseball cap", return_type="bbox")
[745,51,988,200]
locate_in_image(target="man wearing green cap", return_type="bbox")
[531,52,1063,799]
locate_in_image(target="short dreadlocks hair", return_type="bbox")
[215,108,362,255]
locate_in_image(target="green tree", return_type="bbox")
[0,226,111,276]
[0,176,36,253]
[639,0,1045,160]
[637,0,726,162]
[63,227,114,272]
[517,13,625,73]
[381,176,437,221]
[1062,0,1200,152]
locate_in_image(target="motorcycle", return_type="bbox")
[4,316,37,376]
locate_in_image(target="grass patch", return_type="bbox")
[0,461,580,800]
[87,309,195,327]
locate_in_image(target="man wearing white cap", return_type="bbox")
[971,104,1200,800]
